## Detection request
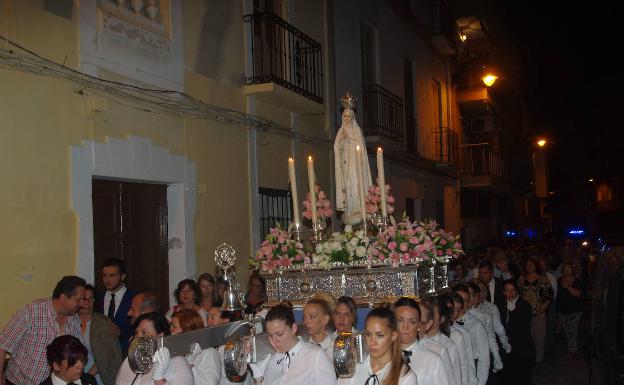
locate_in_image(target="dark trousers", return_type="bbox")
[502,352,534,385]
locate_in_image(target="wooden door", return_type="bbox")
[92,179,169,311]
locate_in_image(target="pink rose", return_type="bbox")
[388,241,397,251]
[399,242,408,252]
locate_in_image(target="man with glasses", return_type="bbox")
[0,276,87,385]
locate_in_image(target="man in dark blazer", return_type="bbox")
[95,257,135,357]
[479,260,506,313]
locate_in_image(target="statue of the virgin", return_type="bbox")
[334,92,373,225]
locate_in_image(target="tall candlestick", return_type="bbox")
[377,147,387,218]
[307,156,317,228]
[288,158,301,227]
[356,146,367,226]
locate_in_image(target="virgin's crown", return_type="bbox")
[340,91,357,111]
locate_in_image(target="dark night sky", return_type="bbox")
[498,2,624,188]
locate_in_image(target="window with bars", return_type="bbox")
[258,187,292,237]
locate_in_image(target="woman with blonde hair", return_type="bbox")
[303,298,336,359]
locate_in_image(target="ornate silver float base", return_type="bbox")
[262,263,450,306]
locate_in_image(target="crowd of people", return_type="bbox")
[0,238,589,385]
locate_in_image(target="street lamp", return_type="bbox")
[536,139,547,148]
[482,74,498,87]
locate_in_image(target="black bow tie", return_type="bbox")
[277,351,291,370]
[365,374,380,385]
[402,349,412,363]
[456,319,464,325]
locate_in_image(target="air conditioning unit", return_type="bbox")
[470,116,497,134]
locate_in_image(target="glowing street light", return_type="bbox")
[589,178,594,182]
[537,139,547,147]
[482,74,498,87]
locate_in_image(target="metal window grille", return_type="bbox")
[258,187,292,237]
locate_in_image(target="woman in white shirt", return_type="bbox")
[304,298,336,360]
[254,304,337,385]
[115,312,194,385]
[166,279,208,326]
[333,296,359,336]
[171,308,222,385]
[338,307,416,385]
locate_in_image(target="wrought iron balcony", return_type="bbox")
[460,143,507,178]
[244,13,323,104]
[362,84,405,143]
[433,127,459,165]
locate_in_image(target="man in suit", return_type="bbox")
[40,335,98,385]
[479,261,506,314]
[95,257,135,357]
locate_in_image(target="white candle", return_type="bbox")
[288,158,301,227]
[307,156,317,228]
[356,146,367,225]
[377,147,387,218]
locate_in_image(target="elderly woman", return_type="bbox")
[517,257,554,363]
[79,284,122,385]
[115,312,193,385]
[502,280,535,385]
[166,279,208,326]
[40,335,98,385]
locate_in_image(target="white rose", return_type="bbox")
[346,244,355,255]
[355,246,367,257]
[349,237,359,246]
[344,225,353,233]
[315,243,324,253]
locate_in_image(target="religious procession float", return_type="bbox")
[252,92,464,306]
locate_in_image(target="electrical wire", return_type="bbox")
[0,34,332,145]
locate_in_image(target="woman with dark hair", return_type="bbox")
[338,307,416,385]
[251,304,336,385]
[115,312,193,385]
[446,293,475,385]
[425,295,462,385]
[556,262,584,356]
[166,279,208,326]
[517,257,553,363]
[171,309,224,385]
[79,284,122,385]
[198,273,221,311]
[332,296,358,335]
[303,298,336,359]
[40,335,98,385]
[502,280,535,385]
[418,300,457,385]
[244,273,267,315]
[394,297,450,385]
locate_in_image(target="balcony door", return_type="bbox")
[92,179,169,311]
[404,58,416,152]
[252,0,288,82]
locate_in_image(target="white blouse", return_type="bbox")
[419,337,456,385]
[115,356,194,385]
[187,347,221,385]
[309,333,336,361]
[404,340,450,385]
[336,356,417,385]
[262,338,337,385]
[430,333,462,385]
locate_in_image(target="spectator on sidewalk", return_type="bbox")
[556,262,584,357]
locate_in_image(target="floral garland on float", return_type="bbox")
[254,147,464,306]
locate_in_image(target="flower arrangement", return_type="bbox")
[368,216,463,267]
[312,225,370,267]
[365,184,396,216]
[251,224,308,273]
[302,185,333,223]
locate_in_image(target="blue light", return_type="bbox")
[504,230,517,238]
[568,229,585,236]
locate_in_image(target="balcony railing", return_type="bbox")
[460,143,507,178]
[362,84,405,142]
[433,127,459,164]
[244,13,323,103]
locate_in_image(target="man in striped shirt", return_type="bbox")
[0,276,87,385]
